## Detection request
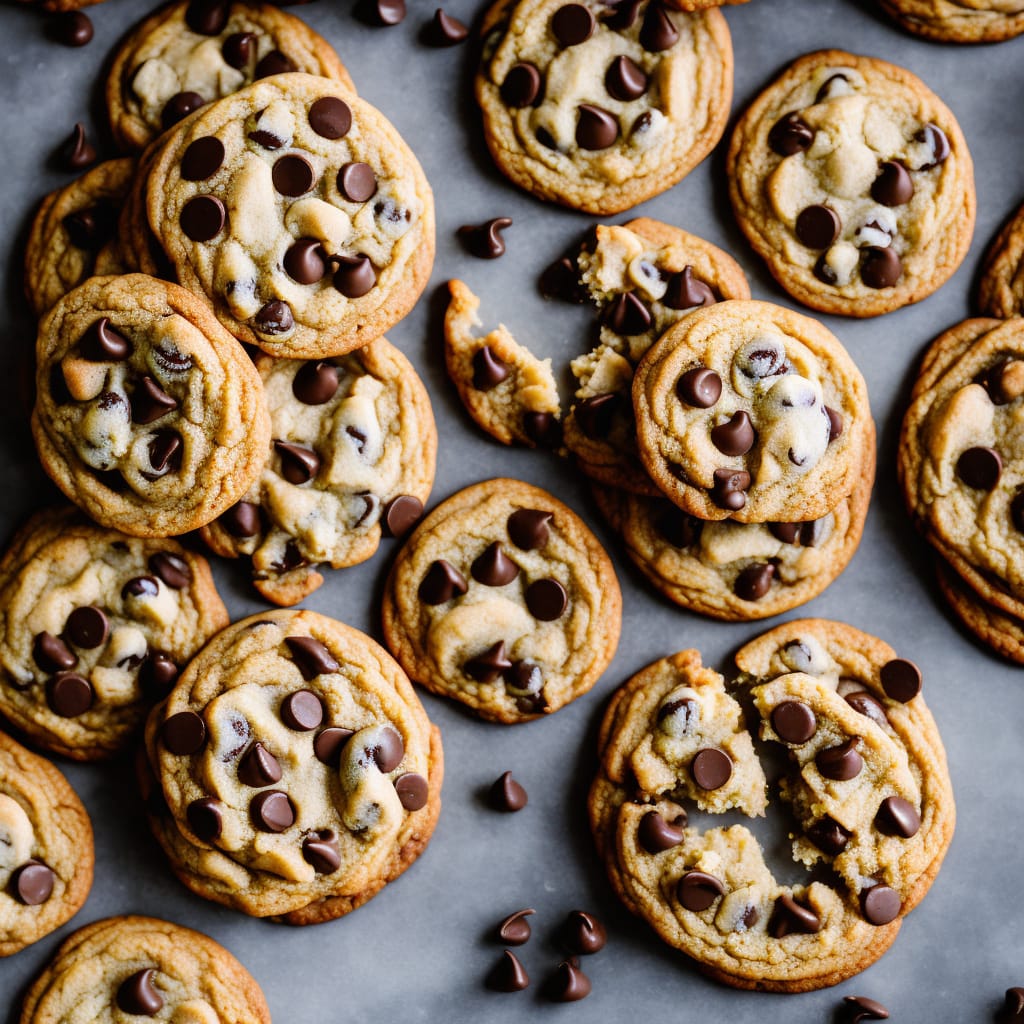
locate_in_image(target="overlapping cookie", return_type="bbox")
[32,274,270,537]
[142,610,442,924]
[0,729,93,958]
[475,0,733,213]
[382,479,621,723]
[978,199,1024,319]
[878,0,1024,43]
[728,50,975,317]
[202,338,436,606]
[145,73,435,358]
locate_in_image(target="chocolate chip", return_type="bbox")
[711,468,750,511]
[252,301,293,339]
[222,31,256,68]
[59,122,96,171]
[274,440,320,484]
[489,770,527,811]
[658,698,698,734]
[162,92,205,130]
[769,894,821,937]
[363,0,406,24]
[806,816,852,856]
[313,727,352,765]
[364,726,402,773]
[50,10,93,46]
[879,658,921,703]
[464,641,513,683]
[186,798,222,841]
[664,267,715,310]
[504,660,544,699]
[956,446,1002,490]
[223,501,261,538]
[472,346,510,390]
[576,393,619,439]
[283,239,327,286]
[861,246,902,289]
[248,126,286,150]
[419,559,468,604]
[545,959,591,1002]
[472,542,519,587]
[638,809,686,852]
[677,367,722,408]
[603,291,651,335]
[81,317,131,362]
[825,406,843,442]
[816,737,862,780]
[65,606,109,649]
[796,205,841,249]
[302,829,341,873]
[576,104,619,150]
[130,376,178,425]
[875,795,920,837]
[1011,491,1024,535]
[33,631,76,673]
[458,217,513,259]
[814,253,838,285]
[861,883,901,925]
[383,495,423,537]
[46,672,92,717]
[690,748,732,790]
[116,968,164,1016]
[139,653,178,698]
[734,562,775,601]
[604,0,641,29]
[639,0,678,50]
[915,123,950,169]
[771,700,817,744]
[710,411,756,456]
[337,162,377,202]
[508,509,552,550]
[273,154,315,197]
[284,637,339,682]
[487,950,530,992]
[255,50,296,78]
[251,790,295,833]
[63,206,114,250]
[304,97,351,142]
[235,742,281,789]
[11,862,54,906]
[426,7,469,44]
[842,995,890,1022]
[523,411,562,448]
[871,161,914,206]
[180,195,225,242]
[163,710,207,754]
[332,254,376,297]
[769,112,813,156]
[180,138,225,186]
[998,989,1024,1024]
[678,870,725,912]
[497,908,535,945]
[604,54,647,101]
[560,910,606,955]
[552,3,594,45]
[845,690,888,728]
[395,772,429,810]
[122,575,159,600]
[526,578,567,620]
[501,63,542,107]
[185,0,228,33]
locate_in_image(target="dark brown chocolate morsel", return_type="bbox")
[116,968,164,1016]
[59,122,96,171]
[501,63,542,108]
[561,910,606,955]
[471,542,519,586]
[81,317,131,361]
[605,54,647,102]
[690,748,732,790]
[223,501,261,538]
[487,950,530,992]
[678,870,725,912]
[313,727,353,766]
[710,468,750,511]
[238,742,283,787]
[472,346,511,390]
[915,123,950,169]
[63,206,115,250]
[539,255,584,302]
[845,690,888,727]
[46,672,92,717]
[956,446,1002,490]
[182,136,226,183]
[186,798,222,841]
[185,0,228,34]
[10,860,53,908]
[523,411,563,448]
[545,959,591,1002]
[50,10,93,46]
[795,204,841,249]
[281,690,325,732]
[861,246,902,289]
[222,31,256,68]
[1012,491,1024,534]
[162,92,205,130]
[656,505,701,548]
[843,995,890,1022]
[308,96,352,139]
[123,575,159,600]
[254,299,294,335]
[497,908,534,945]
[664,267,715,310]
[638,809,686,852]
[274,441,320,484]
[33,631,76,673]
[337,162,377,203]
[507,509,552,550]
[284,239,328,285]
[419,559,468,604]
[291,361,338,407]
[875,796,920,838]
[603,290,652,335]
[255,50,296,78]
[383,494,423,537]
[576,392,619,439]
[552,3,594,46]
[139,653,179,698]
[711,410,756,456]
[734,562,775,601]
[768,893,821,937]
[302,829,341,873]
[333,254,376,297]
[576,104,619,150]
[363,0,406,24]
[131,376,178,425]
[464,640,513,683]
[814,253,838,285]
[395,772,429,810]
[371,726,405,772]
[525,578,567,621]
[273,154,315,197]
[180,194,225,241]
[771,700,817,744]
[816,737,862,780]
[458,217,512,259]
[879,658,922,703]
[162,710,207,755]
[284,636,340,680]
[489,770,527,811]
[65,606,109,649]
[768,112,813,156]
[426,7,469,44]
[639,0,678,50]
[677,367,722,408]
[871,161,914,207]
[861,883,901,925]
[997,988,1024,1024]
[825,405,843,442]
[251,790,295,833]
[806,815,852,856]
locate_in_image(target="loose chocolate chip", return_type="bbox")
[711,468,750,511]
[603,291,652,335]
[526,578,567,620]
[458,217,513,259]
[472,542,520,586]
[711,410,756,456]
[487,950,530,992]
[33,632,76,673]
[806,816,852,856]
[915,123,950,169]
[284,638,339,683]
[875,796,920,838]
[845,690,888,728]
[871,161,914,207]
[59,122,96,171]
[678,870,725,912]
[46,673,93,717]
[380,495,422,538]
[861,247,902,289]
[313,727,353,765]
[768,112,813,156]
[664,267,715,310]
[545,959,591,1002]
[222,31,256,68]
[419,559,468,604]
[501,63,543,108]
[552,3,594,45]
[187,798,222,841]
[337,162,377,202]
[497,908,535,945]
[576,104,619,150]
[677,367,722,408]
[371,726,404,772]
[998,989,1024,1024]
[771,700,817,744]
[255,50,296,78]
[306,97,352,141]
[139,653,178,698]
[131,376,178,424]
[508,509,552,550]
[239,742,283,788]
[65,606,109,648]
[81,317,132,364]
[50,10,93,46]
[795,204,841,249]
[825,406,843,442]
[332,254,376,297]
[638,809,686,852]
[363,0,406,24]
[861,884,901,925]
[464,641,513,683]
[162,92,205,130]
[561,911,606,955]
[122,575,159,600]
[395,772,429,810]
[185,0,228,33]
[117,968,164,1016]
[523,412,562,448]
[11,862,54,906]
[576,393,619,439]
[273,154,315,197]
[302,830,341,873]
[472,346,511,390]
[163,710,207,755]
[251,790,295,832]
[691,748,732,790]
[180,195,225,242]
[816,737,862,780]
[879,658,921,703]
[768,893,821,937]
[604,54,648,101]
[639,0,678,50]
[489,770,527,811]
[283,239,327,286]
[274,441,320,484]
[181,137,225,183]
[426,7,469,44]
[956,446,1002,490]
[842,995,890,1022]
[223,501,261,538]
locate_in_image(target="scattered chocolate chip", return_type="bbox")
[576,393,619,439]
[875,796,920,838]
[734,562,775,601]
[561,910,606,955]
[187,798,222,841]
[223,500,261,538]
[769,112,813,156]
[545,959,591,1002]
[419,559,468,604]
[639,0,678,50]
[238,742,283,787]
[576,104,619,150]
[796,204,841,249]
[222,31,256,68]
[65,606,109,649]
[395,772,429,810]
[117,968,164,1016]
[46,672,92,717]
[879,658,921,703]
[303,829,341,873]
[523,411,562,448]
[472,346,510,390]
[274,440,320,484]
[956,446,1002,490]
[825,406,843,442]
[638,809,686,852]
[139,653,178,698]
[691,748,732,790]
[539,255,583,301]
[604,54,647,101]
[771,700,817,744]
[362,0,406,24]
[525,578,567,620]
[383,494,423,537]
[501,63,542,107]
[487,950,530,992]
[313,727,353,765]
[664,267,715,310]
[464,641,513,683]
[508,509,551,550]
[489,770,527,811]
[998,988,1024,1024]
[806,816,852,856]
[180,194,225,242]
[307,96,352,141]
[816,737,862,781]
[497,908,535,945]
[284,239,328,286]
[711,468,750,511]
[677,367,722,408]
[33,631,76,673]
[162,92,205,130]
[458,217,512,259]
[915,123,950,169]
[163,710,207,755]
[603,291,652,335]
[59,122,96,171]
[552,2,594,45]
[861,246,902,289]
[255,50,296,78]
[842,995,890,1022]
[861,883,901,925]
[285,637,339,681]
[49,10,93,46]
[273,154,315,197]
[11,862,54,906]
[251,790,295,833]
[678,870,725,912]
[337,162,377,202]
[769,893,821,937]
[871,161,914,207]
[472,542,519,586]
[426,7,469,44]
[185,0,228,34]
[332,254,376,297]
[711,411,756,456]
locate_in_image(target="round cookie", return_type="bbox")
[142,610,442,923]
[382,478,622,724]
[24,158,135,319]
[728,50,975,318]
[878,0,1024,43]
[0,729,93,958]
[201,338,437,606]
[978,199,1024,319]
[475,0,733,214]
[19,915,270,1022]
[145,73,436,358]
[0,507,228,761]
[32,274,270,537]
[564,217,751,494]
[107,0,353,152]
[632,299,870,523]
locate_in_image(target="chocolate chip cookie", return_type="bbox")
[145,73,435,358]
[382,478,622,723]
[632,299,871,523]
[0,507,228,761]
[142,610,442,923]
[19,915,270,1021]
[979,199,1024,319]
[878,0,1024,43]
[475,0,733,214]
[201,338,437,606]
[107,0,353,151]
[728,50,975,318]
[0,728,93,957]
[32,274,271,537]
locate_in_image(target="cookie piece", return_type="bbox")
[201,338,437,606]
[146,73,435,358]
[32,274,270,537]
[978,199,1024,318]
[0,507,228,760]
[24,158,135,319]
[564,218,751,494]
[382,478,621,723]
[632,299,870,523]
[19,915,270,1021]
[593,418,874,619]
[107,0,353,151]
[475,0,732,214]
[878,0,1024,43]
[0,729,93,958]
[728,50,975,318]
[142,610,442,923]
[444,279,562,448]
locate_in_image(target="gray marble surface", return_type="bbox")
[1,0,1022,1019]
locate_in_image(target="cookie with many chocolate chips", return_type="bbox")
[0,507,228,760]
[564,218,751,494]
[145,73,435,358]
[878,0,1024,43]
[475,0,733,214]
[978,199,1024,319]
[382,478,621,723]
[201,338,436,606]
[0,728,93,957]
[142,610,442,923]
[32,274,270,537]
[19,915,270,1021]
[728,50,975,318]
[632,299,870,523]
[107,0,353,151]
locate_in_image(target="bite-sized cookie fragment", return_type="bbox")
[444,279,562,448]
[728,50,975,318]
[564,218,750,494]
[202,338,436,606]
[18,915,270,1021]
[475,0,733,214]
[878,0,1024,43]
[142,610,442,923]
[632,299,870,523]
[107,0,353,151]
[32,274,270,537]
[0,729,93,957]
[382,478,621,723]
[0,507,228,760]
[592,421,873,620]
[978,200,1024,319]
[24,158,135,319]
[146,73,435,358]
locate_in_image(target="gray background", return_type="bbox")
[1,0,1022,1019]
